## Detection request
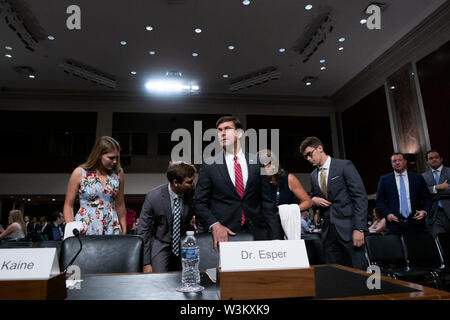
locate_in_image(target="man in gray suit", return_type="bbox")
[423,150,450,235]
[300,137,368,270]
[138,161,196,273]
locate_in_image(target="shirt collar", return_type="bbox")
[168,183,181,203]
[225,148,245,162]
[395,170,408,177]
[319,156,331,170]
[433,165,443,173]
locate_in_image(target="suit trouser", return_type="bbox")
[323,223,367,270]
[152,249,182,273]
[430,207,450,236]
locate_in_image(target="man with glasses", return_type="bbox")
[300,136,368,269]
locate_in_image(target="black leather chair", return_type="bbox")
[365,233,442,288]
[304,237,325,265]
[197,232,254,271]
[436,232,450,290]
[59,235,143,274]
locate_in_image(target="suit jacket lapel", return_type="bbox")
[311,168,321,196]
[217,152,240,198]
[242,153,257,199]
[161,185,173,226]
[326,158,335,199]
[390,173,400,209]
[440,167,448,183]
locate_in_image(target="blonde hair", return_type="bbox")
[9,209,27,237]
[81,136,122,172]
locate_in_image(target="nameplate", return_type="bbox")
[0,248,60,280]
[219,240,310,272]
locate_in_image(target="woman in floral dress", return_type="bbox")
[63,136,127,235]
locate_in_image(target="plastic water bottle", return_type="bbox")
[176,231,204,293]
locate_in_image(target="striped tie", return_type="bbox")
[234,156,245,225]
[172,197,181,256]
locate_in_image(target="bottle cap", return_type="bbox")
[186,231,194,236]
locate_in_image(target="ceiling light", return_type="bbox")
[320,59,326,63]
[306,82,312,86]
[228,45,235,50]
[5,46,12,50]
[48,35,55,40]
[51,198,56,202]
[302,76,318,86]
[149,51,156,55]
[5,54,12,58]
[145,26,153,31]
[131,71,137,75]
[223,74,229,78]
[320,66,326,71]
[338,47,344,51]
[360,19,367,24]
[28,75,35,78]
[339,37,345,42]
[120,41,127,46]
[305,4,313,10]
[192,52,199,57]
[279,48,286,53]
[390,86,396,90]
[194,28,202,33]
[243,0,250,5]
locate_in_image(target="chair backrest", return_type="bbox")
[197,232,254,271]
[59,235,143,273]
[403,232,443,268]
[304,238,325,265]
[365,233,407,268]
[436,232,450,267]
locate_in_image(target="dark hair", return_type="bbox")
[373,207,383,220]
[299,136,323,154]
[166,161,196,184]
[391,152,405,160]
[425,149,441,160]
[50,211,62,222]
[215,116,243,130]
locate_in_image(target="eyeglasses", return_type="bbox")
[303,148,317,160]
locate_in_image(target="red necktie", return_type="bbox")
[234,156,245,225]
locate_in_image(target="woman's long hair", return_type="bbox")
[9,209,27,237]
[257,149,285,186]
[81,136,122,172]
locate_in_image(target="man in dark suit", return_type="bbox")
[422,150,450,235]
[138,161,196,273]
[376,153,432,234]
[300,136,368,269]
[194,116,283,249]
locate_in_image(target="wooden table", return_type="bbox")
[65,264,450,300]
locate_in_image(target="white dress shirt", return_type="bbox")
[394,170,412,214]
[224,149,248,189]
[168,183,183,212]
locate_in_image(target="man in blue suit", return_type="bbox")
[376,153,432,234]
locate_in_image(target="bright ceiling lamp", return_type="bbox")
[145,71,199,95]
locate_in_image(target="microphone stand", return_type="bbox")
[63,229,83,273]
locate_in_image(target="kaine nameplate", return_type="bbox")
[219,240,310,272]
[0,248,60,280]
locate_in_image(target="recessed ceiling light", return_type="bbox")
[146,26,153,31]
[131,71,137,75]
[305,4,313,10]
[360,19,367,24]
[339,37,346,42]
[120,41,127,46]
[192,52,199,57]
[194,28,202,33]
[338,47,344,51]
[228,45,235,50]
[5,46,12,50]
[149,50,156,55]
[279,48,286,53]
[5,54,12,58]
[48,35,55,40]
[390,86,396,90]
[306,82,312,86]
[223,74,229,78]
[28,75,35,79]
[243,0,250,5]
[320,59,326,63]
[320,66,326,71]
[51,198,56,202]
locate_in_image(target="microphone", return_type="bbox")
[63,226,83,273]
